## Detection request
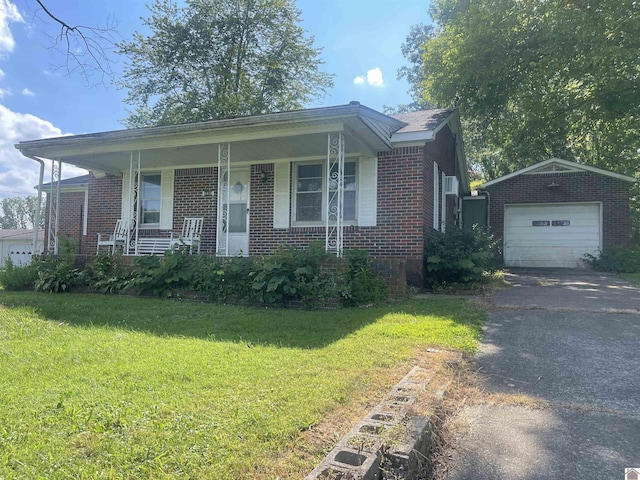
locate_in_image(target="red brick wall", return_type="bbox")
[45,191,86,252]
[174,167,218,252]
[423,125,461,237]
[247,148,426,284]
[483,171,632,248]
[52,140,465,286]
[85,174,123,255]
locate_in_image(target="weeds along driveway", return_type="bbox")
[445,269,640,480]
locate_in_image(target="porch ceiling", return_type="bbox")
[58,129,375,174]
[16,104,405,174]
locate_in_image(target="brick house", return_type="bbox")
[17,103,470,286]
[479,158,635,268]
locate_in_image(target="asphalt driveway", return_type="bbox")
[445,269,640,480]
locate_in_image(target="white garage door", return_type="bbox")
[8,243,34,266]
[504,203,601,268]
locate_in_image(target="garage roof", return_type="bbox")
[480,158,636,188]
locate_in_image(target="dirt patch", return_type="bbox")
[261,349,462,479]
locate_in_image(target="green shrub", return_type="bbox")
[424,227,500,288]
[583,246,640,273]
[0,258,39,291]
[191,255,256,302]
[34,256,81,293]
[297,265,341,308]
[342,249,388,305]
[128,250,194,297]
[85,254,131,293]
[251,242,340,307]
[33,236,82,293]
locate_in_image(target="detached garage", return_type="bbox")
[0,230,44,266]
[479,158,635,268]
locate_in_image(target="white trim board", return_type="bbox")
[481,158,636,188]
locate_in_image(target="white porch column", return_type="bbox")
[127,152,141,255]
[216,143,231,256]
[325,132,345,257]
[47,158,61,254]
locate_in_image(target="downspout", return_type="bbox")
[22,154,45,257]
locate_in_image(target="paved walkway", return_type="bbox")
[445,269,640,480]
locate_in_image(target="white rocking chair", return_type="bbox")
[96,219,129,255]
[173,217,203,253]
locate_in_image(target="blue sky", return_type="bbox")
[0,0,431,199]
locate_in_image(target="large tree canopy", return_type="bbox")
[117,0,333,127]
[402,0,639,180]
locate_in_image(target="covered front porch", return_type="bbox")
[16,103,405,259]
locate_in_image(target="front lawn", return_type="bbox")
[0,292,483,479]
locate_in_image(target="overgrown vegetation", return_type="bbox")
[33,235,81,293]
[0,258,38,291]
[424,227,500,289]
[583,246,640,273]
[0,291,483,478]
[0,242,389,308]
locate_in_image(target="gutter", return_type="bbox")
[22,154,46,256]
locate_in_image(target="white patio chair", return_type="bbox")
[173,217,203,253]
[96,219,129,255]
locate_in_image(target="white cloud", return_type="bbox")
[0,67,4,78]
[366,67,384,87]
[353,68,385,88]
[0,0,24,56]
[21,87,34,96]
[0,104,87,198]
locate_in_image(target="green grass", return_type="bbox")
[0,292,484,479]
[622,273,640,285]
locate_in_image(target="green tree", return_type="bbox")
[0,196,45,230]
[401,0,639,237]
[401,0,640,174]
[117,0,333,127]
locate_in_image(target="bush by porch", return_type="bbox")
[0,241,390,308]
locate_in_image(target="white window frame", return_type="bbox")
[140,172,162,228]
[292,160,358,226]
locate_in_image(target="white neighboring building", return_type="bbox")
[0,230,44,265]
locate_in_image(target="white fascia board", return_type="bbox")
[17,121,347,159]
[480,158,636,188]
[390,130,434,144]
[57,186,88,193]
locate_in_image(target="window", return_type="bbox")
[141,173,162,225]
[294,161,356,224]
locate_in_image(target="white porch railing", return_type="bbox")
[47,158,61,254]
[325,132,345,257]
[216,143,231,256]
[126,151,141,255]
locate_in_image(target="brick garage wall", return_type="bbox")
[44,191,86,252]
[249,147,427,285]
[483,171,632,249]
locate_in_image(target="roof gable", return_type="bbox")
[480,158,636,188]
[389,109,456,142]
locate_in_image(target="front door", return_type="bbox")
[218,168,249,256]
